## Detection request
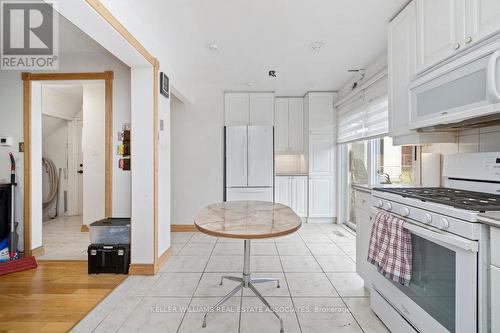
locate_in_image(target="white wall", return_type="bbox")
[158,87,171,256]
[171,85,224,225]
[130,67,155,264]
[82,84,106,227]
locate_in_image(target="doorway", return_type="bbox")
[22,72,114,258]
[39,84,87,259]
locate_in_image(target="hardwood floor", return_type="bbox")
[0,261,126,333]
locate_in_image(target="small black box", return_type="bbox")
[88,244,130,274]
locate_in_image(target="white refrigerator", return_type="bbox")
[225,126,274,202]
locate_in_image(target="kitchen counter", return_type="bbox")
[478,212,500,228]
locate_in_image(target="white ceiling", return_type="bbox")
[125,0,407,96]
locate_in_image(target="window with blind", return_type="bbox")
[337,73,389,144]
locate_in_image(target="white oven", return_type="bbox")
[409,41,500,129]
[370,199,482,333]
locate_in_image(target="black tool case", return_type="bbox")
[87,244,130,274]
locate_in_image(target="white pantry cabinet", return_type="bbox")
[415,0,500,73]
[275,175,307,217]
[249,93,274,125]
[308,176,334,218]
[274,97,304,153]
[305,92,335,134]
[225,92,274,126]
[389,1,456,144]
[309,135,334,176]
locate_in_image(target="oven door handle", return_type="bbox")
[402,221,479,253]
[372,207,479,253]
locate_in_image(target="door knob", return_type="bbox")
[465,36,473,44]
[454,42,461,50]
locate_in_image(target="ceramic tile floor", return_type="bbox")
[37,215,90,260]
[71,223,389,333]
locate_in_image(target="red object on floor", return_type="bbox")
[0,256,37,276]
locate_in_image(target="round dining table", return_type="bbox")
[194,200,302,333]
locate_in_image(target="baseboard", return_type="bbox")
[31,245,45,257]
[171,224,197,232]
[306,217,337,224]
[128,263,155,276]
[80,225,89,232]
[155,248,173,272]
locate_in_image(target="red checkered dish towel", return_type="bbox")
[367,211,413,285]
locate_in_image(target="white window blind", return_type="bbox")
[337,73,389,143]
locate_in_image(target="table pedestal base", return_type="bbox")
[202,239,284,333]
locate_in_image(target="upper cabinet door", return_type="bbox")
[288,98,304,153]
[309,135,334,176]
[416,0,462,73]
[465,0,500,45]
[389,1,417,138]
[225,93,249,126]
[247,126,274,187]
[275,98,289,153]
[307,92,334,134]
[249,93,274,125]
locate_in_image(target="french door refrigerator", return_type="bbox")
[224,126,274,202]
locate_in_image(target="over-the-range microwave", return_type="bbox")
[409,40,500,130]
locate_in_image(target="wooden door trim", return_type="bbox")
[22,71,114,256]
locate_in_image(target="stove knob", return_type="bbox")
[439,218,450,230]
[400,207,410,217]
[424,213,433,224]
[377,200,384,208]
[386,202,393,211]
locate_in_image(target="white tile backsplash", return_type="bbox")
[275,154,307,174]
[425,125,500,155]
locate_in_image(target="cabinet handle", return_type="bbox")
[465,36,473,44]
[454,42,461,50]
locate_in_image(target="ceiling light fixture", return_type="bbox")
[311,41,325,52]
[207,43,219,51]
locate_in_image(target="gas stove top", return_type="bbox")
[374,187,500,212]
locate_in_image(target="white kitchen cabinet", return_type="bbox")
[465,0,500,47]
[416,0,461,73]
[249,93,274,125]
[275,175,307,218]
[288,98,304,152]
[308,176,333,218]
[305,92,335,134]
[225,93,249,126]
[274,98,289,152]
[389,1,456,145]
[225,92,273,126]
[309,135,334,176]
[291,176,308,217]
[355,190,376,288]
[415,0,500,74]
[275,176,291,206]
[492,264,500,333]
[274,97,304,153]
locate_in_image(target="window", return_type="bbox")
[339,137,419,230]
[345,141,368,228]
[375,137,415,185]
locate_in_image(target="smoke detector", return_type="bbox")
[311,41,325,52]
[207,43,219,51]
